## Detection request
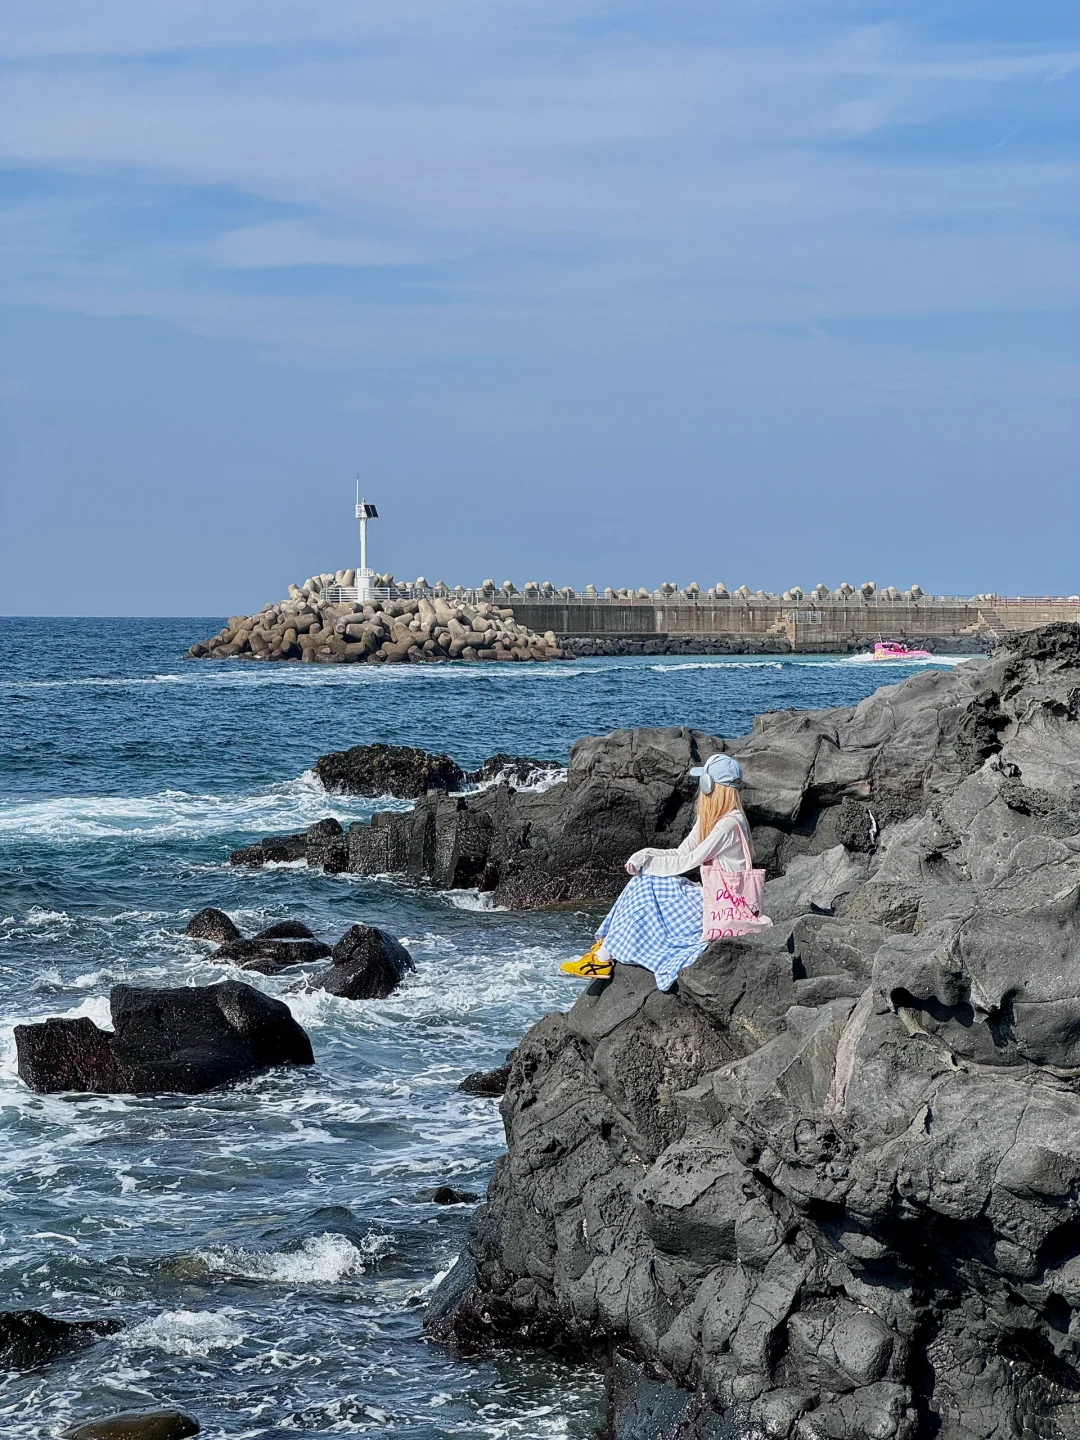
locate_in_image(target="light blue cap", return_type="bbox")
[689,753,743,788]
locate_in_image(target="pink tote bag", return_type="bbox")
[701,821,773,942]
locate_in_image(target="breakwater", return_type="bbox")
[187,569,1080,662]
[187,593,562,663]
[506,594,1080,653]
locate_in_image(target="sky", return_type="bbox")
[1,1,1077,615]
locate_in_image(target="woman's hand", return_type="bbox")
[625,858,640,875]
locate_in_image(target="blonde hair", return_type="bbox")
[697,784,751,855]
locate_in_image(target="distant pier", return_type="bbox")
[498,591,1080,653]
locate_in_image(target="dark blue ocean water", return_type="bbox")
[0,619,977,1438]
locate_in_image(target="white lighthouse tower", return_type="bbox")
[355,477,379,602]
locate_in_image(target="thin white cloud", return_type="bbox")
[0,4,1074,353]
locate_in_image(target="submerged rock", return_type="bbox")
[312,924,414,999]
[425,626,1080,1438]
[186,911,331,971]
[252,919,316,941]
[184,907,240,944]
[65,1411,199,1440]
[430,1186,479,1206]
[15,981,314,1094]
[214,936,332,974]
[0,1309,123,1369]
[315,742,464,798]
[457,1054,515,1096]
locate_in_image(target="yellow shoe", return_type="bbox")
[560,942,614,980]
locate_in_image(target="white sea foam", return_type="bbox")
[0,770,383,843]
[121,1308,244,1356]
[650,660,784,672]
[196,1231,392,1285]
[445,890,502,911]
[835,653,975,668]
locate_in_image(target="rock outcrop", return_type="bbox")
[312,923,415,999]
[424,625,1080,1438]
[65,1411,200,1440]
[239,728,719,908]
[458,1054,516,1097]
[185,908,414,993]
[315,742,465,797]
[184,907,240,944]
[0,1310,123,1369]
[16,981,314,1094]
[186,589,563,664]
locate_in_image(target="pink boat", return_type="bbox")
[874,640,932,660]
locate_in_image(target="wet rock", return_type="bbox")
[184,907,240,944]
[229,833,306,867]
[608,1353,724,1440]
[65,1411,199,1440]
[252,919,316,941]
[214,936,332,973]
[0,1309,123,1369]
[457,1052,515,1096]
[305,817,349,873]
[465,754,560,787]
[15,980,314,1094]
[312,924,415,999]
[430,1186,479,1205]
[315,742,464,798]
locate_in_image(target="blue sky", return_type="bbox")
[1,1,1077,615]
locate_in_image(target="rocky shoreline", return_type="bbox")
[22,624,1080,1438]
[421,622,1080,1438]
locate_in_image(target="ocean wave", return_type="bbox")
[445,889,503,911]
[650,660,784,672]
[194,1231,392,1285]
[2,661,592,693]
[0,770,385,843]
[806,654,975,669]
[121,1308,245,1355]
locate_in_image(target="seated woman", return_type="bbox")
[562,753,750,991]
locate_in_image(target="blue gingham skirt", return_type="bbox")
[597,874,706,992]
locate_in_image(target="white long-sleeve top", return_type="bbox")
[627,813,752,880]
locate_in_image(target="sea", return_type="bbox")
[0,618,978,1438]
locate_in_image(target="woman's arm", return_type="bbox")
[625,819,701,875]
[632,814,747,877]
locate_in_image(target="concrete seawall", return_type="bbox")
[506,599,1080,651]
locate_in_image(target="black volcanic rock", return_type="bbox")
[252,919,316,941]
[314,742,464,798]
[65,1411,200,1440]
[214,936,332,973]
[430,1186,479,1206]
[315,727,720,902]
[424,626,1080,1439]
[0,1310,123,1370]
[230,833,306,867]
[184,907,240,944]
[312,924,414,999]
[305,817,349,873]
[457,1054,515,1096]
[15,981,314,1094]
[465,753,560,787]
